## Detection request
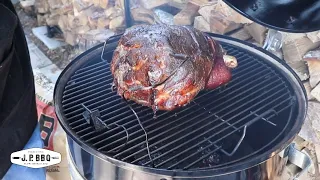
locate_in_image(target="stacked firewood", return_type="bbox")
[278,32,320,103]
[188,0,320,104]
[191,0,269,44]
[28,0,252,47]
[128,0,265,44]
[25,0,320,100]
[31,0,126,47]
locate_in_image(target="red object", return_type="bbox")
[36,98,58,150]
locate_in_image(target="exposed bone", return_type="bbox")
[223,55,238,68]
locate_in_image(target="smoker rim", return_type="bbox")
[54,33,307,178]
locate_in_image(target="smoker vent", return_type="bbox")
[58,39,297,170]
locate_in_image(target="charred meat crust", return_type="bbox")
[111,24,231,111]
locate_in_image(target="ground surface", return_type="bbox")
[15,5,79,69]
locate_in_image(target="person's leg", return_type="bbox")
[2,124,46,180]
[0,0,38,178]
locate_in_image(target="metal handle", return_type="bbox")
[262,29,283,59]
[101,33,123,63]
[279,143,312,180]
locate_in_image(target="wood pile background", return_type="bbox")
[19,0,320,106]
[30,0,125,47]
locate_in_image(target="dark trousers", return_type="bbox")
[0,0,38,178]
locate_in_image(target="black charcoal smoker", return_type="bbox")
[54,1,320,180]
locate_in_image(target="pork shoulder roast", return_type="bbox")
[111,25,238,111]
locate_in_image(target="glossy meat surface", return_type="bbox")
[111,24,235,111]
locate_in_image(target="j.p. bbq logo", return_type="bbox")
[11,148,61,168]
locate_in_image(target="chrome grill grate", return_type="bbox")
[58,39,297,170]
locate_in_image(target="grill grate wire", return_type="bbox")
[60,42,295,170]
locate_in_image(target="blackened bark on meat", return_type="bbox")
[111,24,237,111]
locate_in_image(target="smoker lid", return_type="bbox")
[223,0,320,33]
